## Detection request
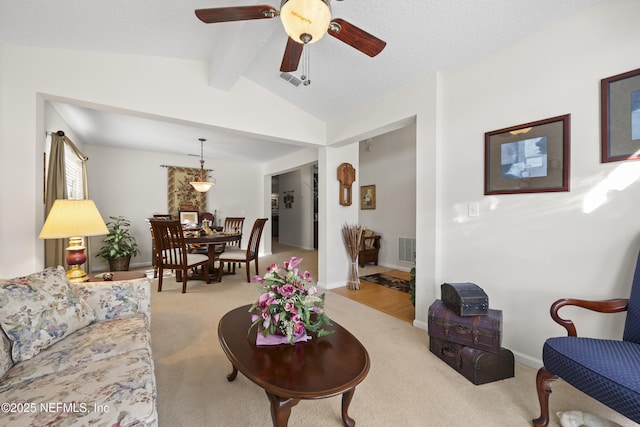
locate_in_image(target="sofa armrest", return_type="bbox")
[72,278,151,322]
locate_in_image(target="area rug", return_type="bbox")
[359,273,411,293]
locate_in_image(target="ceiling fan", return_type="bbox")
[195,0,386,77]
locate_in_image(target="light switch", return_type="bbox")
[468,202,479,217]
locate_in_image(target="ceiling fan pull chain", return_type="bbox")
[302,43,311,86]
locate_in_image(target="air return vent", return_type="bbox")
[279,72,302,87]
[398,237,416,264]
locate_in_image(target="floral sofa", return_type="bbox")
[0,266,157,426]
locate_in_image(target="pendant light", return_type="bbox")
[190,138,215,193]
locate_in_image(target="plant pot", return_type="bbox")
[109,256,131,271]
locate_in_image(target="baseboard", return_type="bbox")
[413,319,428,330]
[512,350,542,369]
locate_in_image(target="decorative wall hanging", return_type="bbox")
[360,185,376,210]
[601,67,640,163]
[166,166,206,219]
[484,114,570,195]
[337,162,356,206]
[283,191,294,208]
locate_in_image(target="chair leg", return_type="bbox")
[204,263,210,284]
[157,267,163,292]
[181,268,188,294]
[533,367,558,427]
[218,260,225,282]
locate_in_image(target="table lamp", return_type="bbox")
[39,199,109,283]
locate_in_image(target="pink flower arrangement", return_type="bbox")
[249,257,333,344]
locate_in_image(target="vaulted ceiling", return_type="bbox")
[0,0,603,161]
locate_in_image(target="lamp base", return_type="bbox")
[66,237,89,283]
[66,265,89,283]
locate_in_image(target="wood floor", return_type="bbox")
[331,269,415,324]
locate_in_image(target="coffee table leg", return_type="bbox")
[341,388,356,427]
[266,392,300,427]
[227,365,238,382]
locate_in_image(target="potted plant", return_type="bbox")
[96,216,140,271]
[409,267,416,307]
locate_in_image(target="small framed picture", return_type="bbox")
[360,185,376,210]
[179,211,198,224]
[484,114,570,195]
[601,67,640,163]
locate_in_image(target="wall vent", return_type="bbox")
[279,72,302,87]
[398,237,416,264]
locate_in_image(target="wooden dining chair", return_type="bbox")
[221,216,245,271]
[199,212,215,223]
[150,219,210,293]
[217,218,267,282]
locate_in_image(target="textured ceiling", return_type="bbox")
[1,0,603,161]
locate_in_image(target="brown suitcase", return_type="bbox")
[429,337,514,385]
[441,282,488,316]
[428,299,502,353]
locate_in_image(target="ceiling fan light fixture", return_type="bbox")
[280,0,331,44]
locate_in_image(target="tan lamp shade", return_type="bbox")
[280,0,331,44]
[39,199,108,239]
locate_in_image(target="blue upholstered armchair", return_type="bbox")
[533,250,640,426]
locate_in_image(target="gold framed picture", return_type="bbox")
[360,185,376,210]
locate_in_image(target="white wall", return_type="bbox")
[83,144,263,272]
[437,0,640,366]
[326,76,439,327]
[317,143,361,289]
[3,0,639,367]
[0,44,325,278]
[359,124,417,270]
[277,166,315,250]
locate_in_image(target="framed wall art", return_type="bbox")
[360,185,376,209]
[179,211,198,225]
[484,114,570,195]
[601,67,640,163]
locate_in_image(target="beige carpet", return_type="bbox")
[148,244,637,427]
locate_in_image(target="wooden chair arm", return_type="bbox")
[550,298,629,336]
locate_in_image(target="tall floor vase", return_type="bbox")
[342,223,363,290]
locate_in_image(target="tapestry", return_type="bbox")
[359,273,411,293]
[167,166,206,219]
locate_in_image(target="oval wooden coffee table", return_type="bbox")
[218,305,370,427]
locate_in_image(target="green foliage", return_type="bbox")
[96,216,140,261]
[249,257,334,344]
[409,267,416,307]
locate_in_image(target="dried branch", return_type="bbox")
[342,223,364,290]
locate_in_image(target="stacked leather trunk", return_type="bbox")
[428,283,514,385]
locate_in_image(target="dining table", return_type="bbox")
[183,231,242,280]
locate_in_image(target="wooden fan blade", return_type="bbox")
[328,18,386,57]
[280,38,304,72]
[195,5,277,24]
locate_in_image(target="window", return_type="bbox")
[44,134,85,200]
[64,143,84,199]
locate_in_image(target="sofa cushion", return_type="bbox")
[0,329,12,379]
[72,278,151,322]
[0,348,157,427]
[0,266,96,362]
[0,314,149,389]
